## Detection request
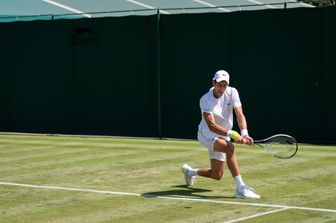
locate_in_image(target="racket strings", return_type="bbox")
[263,136,297,158]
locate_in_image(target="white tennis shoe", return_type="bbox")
[235,185,261,199]
[181,164,197,187]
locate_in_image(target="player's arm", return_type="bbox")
[234,106,247,130]
[203,112,245,144]
[234,106,254,145]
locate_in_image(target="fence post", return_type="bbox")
[156,9,162,139]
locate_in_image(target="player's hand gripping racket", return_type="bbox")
[254,134,298,159]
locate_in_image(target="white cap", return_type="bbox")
[213,70,230,84]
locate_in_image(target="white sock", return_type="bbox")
[234,175,245,188]
[188,168,199,176]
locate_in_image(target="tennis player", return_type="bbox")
[182,70,260,199]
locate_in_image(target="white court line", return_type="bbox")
[0,181,140,196]
[126,0,170,14]
[42,0,92,18]
[298,2,316,8]
[193,0,231,12]
[287,0,315,8]
[223,207,290,223]
[152,195,336,213]
[1,181,336,214]
[246,0,276,9]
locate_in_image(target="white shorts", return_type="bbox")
[197,130,230,162]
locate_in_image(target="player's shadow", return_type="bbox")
[142,185,234,199]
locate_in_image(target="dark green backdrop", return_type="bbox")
[0,7,335,143]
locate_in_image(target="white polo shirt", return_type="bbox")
[198,86,242,136]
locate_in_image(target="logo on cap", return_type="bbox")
[213,70,230,84]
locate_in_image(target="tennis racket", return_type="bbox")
[254,134,298,159]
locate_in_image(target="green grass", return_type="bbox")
[0,134,335,223]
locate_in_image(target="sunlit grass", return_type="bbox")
[0,134,335,223]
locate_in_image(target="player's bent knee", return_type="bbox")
[229,144,235,152]
[223,143,235,156]
[214,139,235,155]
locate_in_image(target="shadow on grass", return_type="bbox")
[142,185,234,199]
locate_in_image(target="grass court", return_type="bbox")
[0,134,335,223]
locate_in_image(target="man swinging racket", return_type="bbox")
[182,70,260,199]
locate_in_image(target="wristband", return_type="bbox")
[240,129,249,137]
[227,130,240,140]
